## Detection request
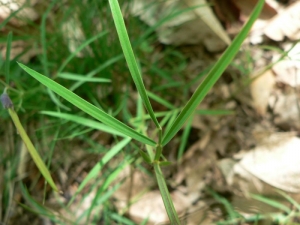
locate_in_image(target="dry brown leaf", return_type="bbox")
[232,0,277,20]
[56,189,102,225]
[219,133,300,193]
[232,195,283,215]
[0,0,39,26]
[272,43,300,87]
[62,15,93,57]
[128,190,188,225]
[186,0,231,48]
[113,167,155,207]
[0,40,40,62]
[158,203,215,225]
[249,19,269,44]
[238,134,300,193]
[264,1,300,41]
[219,157,281,198]
[219,154,300,216]
[175,139,217,207]
[270,90,300,130]
[212,0,240,27]
[131,0,230,52]
[250,70,276,115]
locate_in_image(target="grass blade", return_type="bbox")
[40,111,127,137]
[147,91,175,110]
[5,32,12,84]
[70,54,123,91]
[56,31,108,75]
[206,188,241,220]
[18,63,156,146]
[162,0,265,146]
[41,0,71,111]
[46,88,70,111]
[177,116,192,160]
[164,110,179,135]
[196,109,235,115]
[276,190,300,211]
[109,0,160,129]
[10,109,59,192]
[1,92,59,192]
[0,7,23,30]
[57,73,111,83]
[85,159,131,223]
[153,163,180,224]
[67,137,131,206]
[41,0,56,77]
[250,193,291,213]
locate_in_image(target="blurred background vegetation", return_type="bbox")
[1,0,300,224]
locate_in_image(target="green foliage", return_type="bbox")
[0,0,268,224]
[109,0,160,130]
[18,63,156,146]
[161,0,265,146]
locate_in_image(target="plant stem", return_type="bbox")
[153,162,180,224]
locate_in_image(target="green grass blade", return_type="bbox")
[130,109,233,124]
[10,109,59,192]
[109,0,160,129]
[147,91,175,110]
[18,63,156,146]
[56,31,108,75]
[40,0,71,112]
[67,137,131,206]
[40,111,127,137]
[196,109,235,115]
[164,110,179,135]
[139,149,152,164]
[19,183,70,223]
[0,7,23,30]
[57,128,92,140]
[153,163,180,224]
[5,32,12,84]
[41,0,56,77]
[70,54,123,91]
[162,0,265,146]
[130,110,174,124]
[206,188,241,220]
[177,116,192,159]
[159,112,173,128]
[85,182,122,223]
[136,96,155,161]
[1,90,58,192]
[111,213,136,225]
[57,73,111,83]
[46,88,70,111]
[250,193,291,213]
[85,157,132,223]
[276,190,300,211]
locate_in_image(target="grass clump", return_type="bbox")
[0,0,272,224]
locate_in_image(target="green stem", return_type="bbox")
[1,91,59,192]
[153,162,180,224]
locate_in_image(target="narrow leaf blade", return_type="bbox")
[9,109,59,192]
[154,163,181,224]
[109,0,160,129]
[40,111,127,137]
[58,73,111,83]
[67,137,131,206]
[162,0,265,146]
[18,63,156,146]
